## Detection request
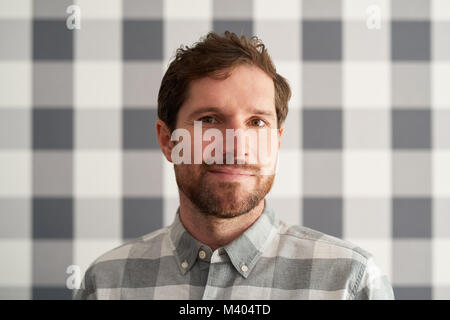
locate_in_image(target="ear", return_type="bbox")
[277,124,285,151]
[156,119,174,163]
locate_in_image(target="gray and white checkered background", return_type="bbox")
[0,0,449,300]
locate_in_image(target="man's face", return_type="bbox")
[171,64,283,218]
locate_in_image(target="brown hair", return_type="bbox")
[157,31,291,131]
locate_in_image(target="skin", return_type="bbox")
[156,63,284,252]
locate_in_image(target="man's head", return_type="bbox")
[156,31,291,218]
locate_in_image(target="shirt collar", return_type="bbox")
[168,198,279,278]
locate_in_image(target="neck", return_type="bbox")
[178,192,265,252]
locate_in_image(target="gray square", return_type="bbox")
[302,0,342,19]
[393,198,431,238]
[0,287,30,299]
[303,151,342,196]
[303,197,342,238]
[123,62,162,107]
[0,20,30,59]
[75,199,121,238]
[393,240,431,285]
[33,63,73,107]
[392,109,431,149]
[0,199,30,238]
[123,109,159,150]
[303,21,341,61]
[33,20,73,60]
[392,21,430,61]
[123,152,163,196]
[344,21,389,61]
[213,0,253,19]
[75,20,121,60]
[392,0,430,19]
[0,109,30,149]
[122,258,160,288]
[392,63,430,107]
[33,287,72,300]
[33,152,72,196]
[32,240,72,286]
[435,110,450,149]
[33,198,73,239]
[393,286,432,300]
[33,0,73,18]
[33,109,73,150]
[123,0,163,18]
[122,197,163,240]
[393,152,431,196]
[213,20,253,38]
[303,109,342,149]
[302,63,341,107]
[75,109,120,149]
[434,199,450,238]
[123,20,163,60]
[433,22,450,60]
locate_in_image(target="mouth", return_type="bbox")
[207,168,256,180]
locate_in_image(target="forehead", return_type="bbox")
[180,64,276,116]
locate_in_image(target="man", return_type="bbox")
[74,31,394,300]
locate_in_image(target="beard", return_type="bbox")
[174,163,275,219]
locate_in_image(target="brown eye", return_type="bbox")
[250,118,266,127]
[199,116,217,124]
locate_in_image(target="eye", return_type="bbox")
[198,116,218,124]
[250,118,266,127]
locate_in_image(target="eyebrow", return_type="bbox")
[188,106,276,119]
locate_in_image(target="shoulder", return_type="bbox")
[275,220,373,264]
[86,227,170,276]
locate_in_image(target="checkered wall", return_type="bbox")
[0,0,449,300]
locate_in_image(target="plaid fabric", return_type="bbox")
[1,0,450,300]
[73,199,394,299]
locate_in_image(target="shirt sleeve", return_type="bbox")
[73,265,97,300]
[353,256,395,300]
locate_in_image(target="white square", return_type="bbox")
[433,239,450,285]
[343,0,390,21]
[269,149,301,197]
[343,62,390,109]
[345,238,393,282]
[432,62,450,109]
[0,239,31,286]
[433,151,450,197]
[162,157,178,198]
[344,151,390,197]
[75,0,122,19]
[163,20,211,62]
[254,21,301,61]
[75,150,121,197]
[75,62,121,109]
[272,60,301,109]
[0,0,31,18]
[0,151,30,196]
[74,239,122,280]
[432,0,450,20]
[163,197,179,227]
[0,62,30,108]
[164,0,211,19]
[254,0,301,20]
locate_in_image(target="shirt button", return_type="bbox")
[241,264,248,272]
[181,261,189,269]
[198,250,206,260]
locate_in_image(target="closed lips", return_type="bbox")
[208,168,255,176]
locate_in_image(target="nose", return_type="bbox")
[221,118,255,165]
